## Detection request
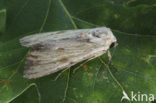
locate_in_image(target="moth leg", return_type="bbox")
[107,50,118,72]
[52,68,70,81]
[73,59,91,74]
[107,50,112,62]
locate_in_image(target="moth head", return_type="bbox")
[88,27,117,46]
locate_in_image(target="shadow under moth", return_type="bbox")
[20,27,117,79]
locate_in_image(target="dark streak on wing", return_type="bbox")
[57,48,65,51]
[26,60,34,67]
[31,42,53,51]
[29,53,38,58]
[32,43,44,51]
[59,56,68,62]
[26,56,41,68]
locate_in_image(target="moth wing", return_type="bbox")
[22,39,108,79]
[20,27,116,79]
[20,30,81,47]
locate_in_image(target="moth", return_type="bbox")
[20,27,117,79]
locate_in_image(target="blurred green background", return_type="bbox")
[0,0,156,103]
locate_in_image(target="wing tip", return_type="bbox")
[23,74,32,79]
[19,37,31,47]
[23,72,43,79]
[23,74,36,79]
[23,70,37,79]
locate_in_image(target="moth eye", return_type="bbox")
[110,42,116,48]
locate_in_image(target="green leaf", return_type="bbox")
[63,0,156,35]
[10,84,40,103]
[0,9,6,34]
[127,0,156,7]
[0,0,156,103]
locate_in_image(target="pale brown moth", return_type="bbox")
[20,27,117,79]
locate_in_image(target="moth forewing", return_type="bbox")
[20,27,117,79]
